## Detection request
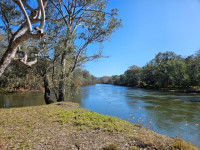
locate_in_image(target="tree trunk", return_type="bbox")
[0,25,39,77]
[43,75,54,104]
[57,50,67,102]
[0,47,18,77]
[58,82,65,102]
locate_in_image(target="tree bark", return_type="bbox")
[57,51,66,102]
[58,82,65,102]
[43,75,54,104]
[0,47,18,77]
[0,29,41,77]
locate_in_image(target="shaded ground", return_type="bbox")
[0,102,198,150]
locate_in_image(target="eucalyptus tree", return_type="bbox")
[45,0,121,102]
[0,0,47,77]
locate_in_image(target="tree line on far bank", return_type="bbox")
[100,51,200,89]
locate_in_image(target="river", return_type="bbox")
[0,84,200,146]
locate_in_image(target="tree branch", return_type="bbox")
[37,0,45,30]
[46,15,68,22]
[13,0,33,32]
[21,0,34,12]
[13,47,38,67]
[70,39,91,72]
[49,0,68,25]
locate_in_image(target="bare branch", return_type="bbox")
[21,0,34,12]
[70,39,91,72]
[49,0,68,25]
[72,0,77,16]
[13,0,33,32]
[37,0,45,30]
[46,15,68,22]
[13,47,38,67]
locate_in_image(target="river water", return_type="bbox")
[0,84,200,146]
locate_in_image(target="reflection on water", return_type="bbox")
[0,84,200,146]
[0,92,45,108]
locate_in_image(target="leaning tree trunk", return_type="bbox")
[0,46,18,77]
[43,75,54,104]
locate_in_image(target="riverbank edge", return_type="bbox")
[145,87,200,94]
[0,102,198,150]
[0,88,44,94]
[103,83,200,94]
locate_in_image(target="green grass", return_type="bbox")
[172,139,199,150]
[54,109,135,133]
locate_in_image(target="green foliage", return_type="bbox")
[72,69,98,86]
[0,66,97,93]
[131,146,140,150]
[124,65,141,87]
[100,76,111,84]
[172,139,199,150]
[101,51,200,89]
[0,0,21,34]
[0,64,43,93]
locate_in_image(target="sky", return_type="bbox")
[85,0,200,77]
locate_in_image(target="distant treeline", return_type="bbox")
[0,64,97,93]
[100,51,200,88]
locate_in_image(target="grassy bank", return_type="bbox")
[0,102,198,150]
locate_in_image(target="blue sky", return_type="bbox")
[85,0,200,77]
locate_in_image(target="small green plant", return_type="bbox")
[38,132,44,136]
[131,146,139,150]
[172,139,199,150]
[102,143,119,150]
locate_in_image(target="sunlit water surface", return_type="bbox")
[0,84,200,146]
